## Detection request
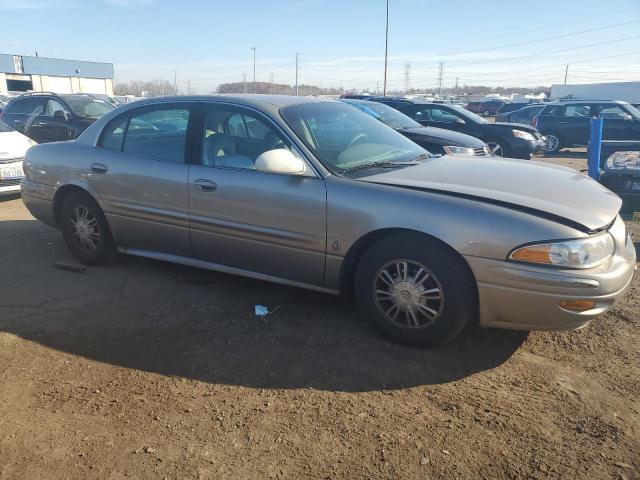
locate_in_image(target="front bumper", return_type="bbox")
[464,220,637,331]
[0,160,25,195]
[510,138,546,158]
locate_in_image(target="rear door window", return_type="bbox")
[122,107,191,162]
[565,105,591,118]
[5,97,45,115]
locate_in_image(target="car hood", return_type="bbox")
[0,131,32,160]
[359,155,621,231]
[490,122,539,134]
[399,126,485,148]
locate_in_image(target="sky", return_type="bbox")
[1,0,640,93]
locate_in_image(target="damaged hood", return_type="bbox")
[359,155,622,231]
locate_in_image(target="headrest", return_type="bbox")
[207,133,236,156]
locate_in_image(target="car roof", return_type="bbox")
[552,99,630,105]
[119,94,332,110]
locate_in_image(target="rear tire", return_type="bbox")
[544,133,562,153]
[60,191,114,266]
[354,233,477,347]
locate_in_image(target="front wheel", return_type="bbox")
[354,233,477,347]
[60,191,114,265]
[486,141,507,157]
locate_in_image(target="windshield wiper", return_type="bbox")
[341,161,421,174]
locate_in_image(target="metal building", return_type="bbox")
[0,54,114,95]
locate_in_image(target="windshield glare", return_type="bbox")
[341,100,421,130]
[450,104,486,124]
[63,96,114,119]
[625,103,640,119]
[281,102,429,175]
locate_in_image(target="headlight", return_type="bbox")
[512,129,535,141]
[509,232,615,269]
[606,151,640,170]
[443,145,475,156]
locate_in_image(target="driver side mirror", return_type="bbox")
[54,110,70,121]
[255,149,306,175]
[622,113,633,121]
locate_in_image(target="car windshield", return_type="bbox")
[449,104,487,124]
[341,100,421,130]
[624,103,640,119]
[280,102,430,175]
[0,121,13,133]
[62,96,114,119]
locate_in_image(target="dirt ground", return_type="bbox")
[1,151,639,480]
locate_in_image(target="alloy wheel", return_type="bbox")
[372,259,444,330]
[69,205,101,253]
[486,142,504,156]
[544,135,559,152]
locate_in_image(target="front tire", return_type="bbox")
[486,140,508,157]
[354,233,477,347]
[60,191,114,266]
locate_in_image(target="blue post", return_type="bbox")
[588,117,603,180]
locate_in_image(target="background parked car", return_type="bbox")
[496,104,546,125]
[0,92,114,143]
[339,99,490,156]
[371,98,545,158]
[465,99,506,116]
[0,120,34,195]
[533,100,640,153]
[496,103,544,124]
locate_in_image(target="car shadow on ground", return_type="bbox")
[0,219,528,392]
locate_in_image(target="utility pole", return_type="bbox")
[251,47,256,93]
[173,70,177,95]
[270,72,274,94]
[376,81,379,95]
[437,61,444,97]
[383,0,389,97]
[242,73,247,94]
[455,76,459,95]
[564,64,569,84]
[295,53,300,96]
[403,62,411,93]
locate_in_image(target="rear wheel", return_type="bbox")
[354,233,477,347]
[544,133,562,153]
[60,191,114,265]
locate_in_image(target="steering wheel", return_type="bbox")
[347,133,367,149]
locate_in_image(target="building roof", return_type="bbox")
[0,54,113,79]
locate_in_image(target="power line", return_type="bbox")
[452,34,640,68]
[413,19,640,63]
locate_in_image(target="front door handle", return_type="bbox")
[90,163,108,174]
[194,179,218,192]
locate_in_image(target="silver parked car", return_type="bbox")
[21,95,636,347]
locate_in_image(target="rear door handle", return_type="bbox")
[194,179,217,192]
[90,163,108,174]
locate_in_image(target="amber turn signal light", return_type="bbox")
[559,300,596,312]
